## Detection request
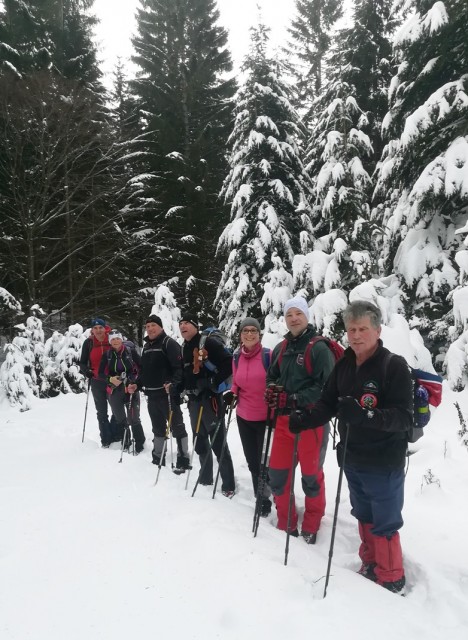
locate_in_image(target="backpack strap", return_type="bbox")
[261,347,271,371]
[276,339,288,368]
[303,336,328,375]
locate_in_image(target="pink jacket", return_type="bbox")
[232,343,270,422]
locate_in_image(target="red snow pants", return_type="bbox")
[269,415,327,534]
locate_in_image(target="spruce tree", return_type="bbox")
[126,0,236,312]
[215,22,314,337]
[375,0,468,350]
[287,0,343,105]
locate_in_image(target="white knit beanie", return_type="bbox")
[283,296,310,319]
[109,330,123,341]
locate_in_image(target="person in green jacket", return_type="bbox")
[265,296,335,543]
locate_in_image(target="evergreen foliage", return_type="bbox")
[125,0,236,311]
[287,0,343,105]
[216,22,314,337]
[375,0,468,347]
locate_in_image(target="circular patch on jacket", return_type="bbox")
[360,393,378,409]
[296,354,305,366]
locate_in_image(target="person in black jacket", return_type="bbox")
[289,300,412,595]
[128,315,190,470]
[179,312,235,497]
[98,331,146,453]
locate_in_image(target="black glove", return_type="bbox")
[170,391,183,406]
[289,409,311,434]
[337,396,366,426]
[85,369,94,379]
[223,390,236,406]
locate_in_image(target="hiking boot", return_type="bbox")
[176,455,191,471]
[222,489,235,498]
[358,563,377,581]
[288,529,299,537]
[301,531,317,545]
[152,455,166,466]
[260,498,272,517]
[381,576,406,596]
[101,442,111,449]
[135,442,144,455]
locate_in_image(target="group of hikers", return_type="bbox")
[80,296,412,596]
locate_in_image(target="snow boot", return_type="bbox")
[382,576,406,596]
[358,562,377,581]
[301,530,317,545]
[373,532,405,588]
[260,498,272,517]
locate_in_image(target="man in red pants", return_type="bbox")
[265,296,335,544]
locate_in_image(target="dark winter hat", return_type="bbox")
[90,317,105,327]
[179,311,199,329]
[145,314,163,328]
[239,317,261,333]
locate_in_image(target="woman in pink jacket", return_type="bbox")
[231,317,272,517]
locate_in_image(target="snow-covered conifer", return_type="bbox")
[56,324,86,394]
[375,0,468,348]
[0,342,35,411]
[216,21,314,337]
[41,331,65,398]
[150,281,181,339]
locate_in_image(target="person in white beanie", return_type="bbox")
[264,296,335,543]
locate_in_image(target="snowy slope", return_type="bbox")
[1,388,467,640]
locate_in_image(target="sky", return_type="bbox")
[93,0,298,83]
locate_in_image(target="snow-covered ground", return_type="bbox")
[1,387,467,640]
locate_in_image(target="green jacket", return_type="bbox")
[266,325,335,409]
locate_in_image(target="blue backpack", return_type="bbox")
[199,327,232,393]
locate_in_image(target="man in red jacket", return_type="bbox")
[80,318,119,447]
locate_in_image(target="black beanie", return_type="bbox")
[145,314,163,328]
[179,310,199,329]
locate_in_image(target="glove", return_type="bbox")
[223,390,236,407]
[169,391,183,406]
[85,369,94,379]
[264,385,295,411]
[289,409,310,434]
[109,376,123,387]
[264,385,277,407]
[337,396,366,426]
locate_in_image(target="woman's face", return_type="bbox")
[240,325,260,348]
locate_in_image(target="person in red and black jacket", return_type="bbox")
[288,300,412,596]
[80,318,119,447]
[99,331,146,454]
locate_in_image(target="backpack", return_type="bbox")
[233,347,271,371]
[384,353,443,443]
[199,327,233,393]
[277,335,344,373]
[106,340,139,381]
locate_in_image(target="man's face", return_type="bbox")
[285,308,309,337]
[179,321,198,341]
[346,316,381,361]
[146,322,162,340]
[92,325,105,341]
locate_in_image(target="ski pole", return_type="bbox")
[154,403,174,486]
[81,379,91,443]
[323,421,350,598]
[118,383,133,463]
[284,432,300,566]
[185,404,204,490]
[168,394,174,469]
[212,397,235,499]
[191,418,223,498]
[253,402,280,537]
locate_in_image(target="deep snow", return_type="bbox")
[1,386,467,640]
